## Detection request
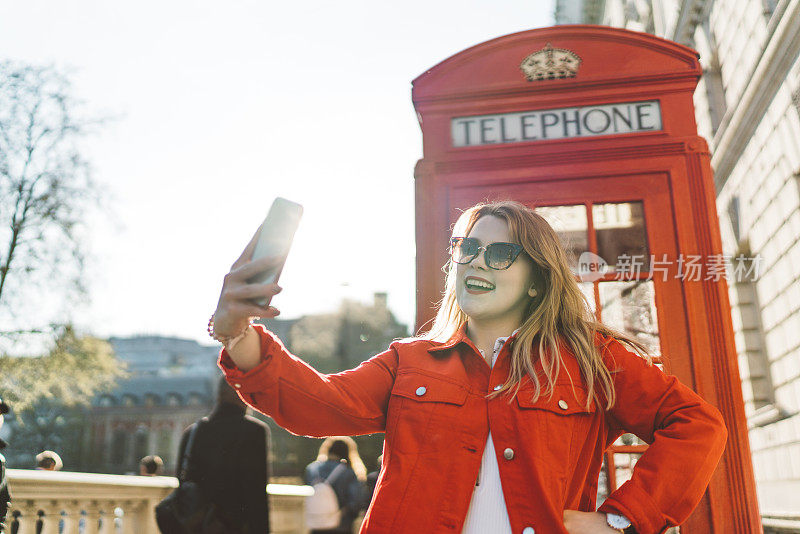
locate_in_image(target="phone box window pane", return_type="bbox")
[612,452,642,489]
[578,282,596,314]
[599,280,661,355]
[593,202,650,272]
[535,205,589,272]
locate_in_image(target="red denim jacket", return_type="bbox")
[219,324,727,534]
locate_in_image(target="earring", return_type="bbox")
[528,286,538,298]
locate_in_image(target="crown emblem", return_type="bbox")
[520,43,582,81]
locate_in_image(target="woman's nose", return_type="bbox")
[470,247,490,270]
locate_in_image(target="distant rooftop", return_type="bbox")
[108,335,220,376]
[95,374,215,407]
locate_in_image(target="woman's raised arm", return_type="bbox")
[219,326,398,437]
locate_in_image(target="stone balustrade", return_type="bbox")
[6,469,312,534]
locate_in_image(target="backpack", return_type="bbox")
[305,462,348,530]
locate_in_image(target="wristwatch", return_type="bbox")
[606,512,632,532]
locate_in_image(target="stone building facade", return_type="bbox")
[78,336,220,475]
[555,2,800,531]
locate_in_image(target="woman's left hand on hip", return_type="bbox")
[563,510,622,533]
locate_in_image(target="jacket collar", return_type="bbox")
[427,322,469,353]
[427,322,520,354]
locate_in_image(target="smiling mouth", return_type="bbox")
[465,277,495,292]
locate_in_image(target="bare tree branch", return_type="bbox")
[0,61,106,342]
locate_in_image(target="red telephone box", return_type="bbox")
[412,26,761,533]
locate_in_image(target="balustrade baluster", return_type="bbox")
[16,501,38,534]
[61,502,82,534]
[36,501,51,534]
[141,499,160,533]
[8,510,21,534]
[111,504,124,534]
[37,505,58,534]
[82,502,101,534]
[97,506,111,534]
[119,501,139,534]
[102,502,121,534]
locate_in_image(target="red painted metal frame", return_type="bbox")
[412,26,761,533]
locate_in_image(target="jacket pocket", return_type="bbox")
[515,381,599,491]
[386,370,468,454]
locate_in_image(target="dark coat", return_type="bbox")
[177,403,270,534]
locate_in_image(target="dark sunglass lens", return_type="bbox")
[452,238,479,263]
[486,243,516,269]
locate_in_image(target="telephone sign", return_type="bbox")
[451,100,662,146]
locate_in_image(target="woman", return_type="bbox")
[304,437,367,533]
[210,200,727,534]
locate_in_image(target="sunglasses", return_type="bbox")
[449,237,524,270]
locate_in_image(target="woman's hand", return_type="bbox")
[213,225,285,337]
[563,511,622,533]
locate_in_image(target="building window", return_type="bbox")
[729,234,777,422]
[762,0,778,19]
[158,427,172,456]
[728,196,741,243]
[792,87,800,121]
[134,427,149,463]
[111,429,128,466]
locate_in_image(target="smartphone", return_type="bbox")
[248,197,303,307]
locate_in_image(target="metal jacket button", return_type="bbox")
[558,399,568,410]
[522,527,535,534]
[415,386,427,396]
[503,448,514,460]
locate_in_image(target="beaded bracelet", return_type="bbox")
[207,314,253,350]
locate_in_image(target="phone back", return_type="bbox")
[248,197,303,302]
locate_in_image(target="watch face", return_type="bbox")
[607,513,632,529]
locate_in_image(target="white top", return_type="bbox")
[461,333,515,534]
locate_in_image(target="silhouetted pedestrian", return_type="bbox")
[0,398,10,533]
[173,375,270,534]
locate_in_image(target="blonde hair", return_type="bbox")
[423,200,651,410]
[316,436,368,482]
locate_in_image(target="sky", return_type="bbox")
[0,1,555,348]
